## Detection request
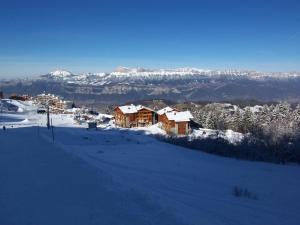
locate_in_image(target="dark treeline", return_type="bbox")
[160,135,300,164]
[162,102,300,164]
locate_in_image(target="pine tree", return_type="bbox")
[292,104,300,130]
[216,111,227,130]
[232,109,242,132]
[205,111,215,129]
[242,107,254,133]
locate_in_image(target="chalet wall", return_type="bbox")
[114,107,154,128]
[160,114,190,135]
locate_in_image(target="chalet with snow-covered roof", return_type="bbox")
[114,104,155,128]
[157,106,180,123]
[160,110,193,135]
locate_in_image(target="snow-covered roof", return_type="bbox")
[157,106,175,115]
[96,113,114,119]
[118,105,138,114]
[165,111,193,122]
[135,105,154,112]
[118,104,154,114]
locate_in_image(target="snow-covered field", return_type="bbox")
[1,101,300,225]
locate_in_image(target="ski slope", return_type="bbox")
[1,110,300,225]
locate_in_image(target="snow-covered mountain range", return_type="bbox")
[46,67,300,84]
[2,67,300,103]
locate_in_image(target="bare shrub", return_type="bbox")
[233,186,258,200]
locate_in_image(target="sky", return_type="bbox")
[0,0,299,77]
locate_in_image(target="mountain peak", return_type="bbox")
[49,70,73,77]
[114,66,131,73]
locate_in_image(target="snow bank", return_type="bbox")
[0,99,37,113]
[133,123,166,135]
[96,113,114,120]
[191,128,244,144]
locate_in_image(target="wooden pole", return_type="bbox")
[51,118,54,143]
[47,105,50,129]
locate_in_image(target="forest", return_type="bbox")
[164,102,300,163]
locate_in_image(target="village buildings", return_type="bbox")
[115,104,194,135]
[34,93,72,113]
[3,90,194,136]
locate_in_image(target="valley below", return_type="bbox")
[2,69,300,105]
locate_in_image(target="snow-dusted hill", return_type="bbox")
[0,99,36,113]
[1,110,300,225]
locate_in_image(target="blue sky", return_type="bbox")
[0,0,299,77]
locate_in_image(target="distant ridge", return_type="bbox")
[3,66,300,104]
[47,67,300,81]
[49,70,73,77]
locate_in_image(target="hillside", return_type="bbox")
[1,105,300,225]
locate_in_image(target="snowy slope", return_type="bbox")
[0,99,36,113]
[0,127,183,225]
[40,127,300,225]
[1,112,300,225]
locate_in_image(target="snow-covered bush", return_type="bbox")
[233,186,258,200]
[160,133,300,164]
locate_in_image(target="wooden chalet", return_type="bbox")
[157,106,179,123]
[9,94,30,101]
[159,109,193,135]
[114,104,155,128]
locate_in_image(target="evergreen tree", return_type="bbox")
[205,111,215,129]
[261,105,271,123]
[216,111,228,130]
[242,107,254,133]
[232,109,242,132]
[292,104,300,130]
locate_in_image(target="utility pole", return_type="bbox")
[51,118,54,143]
[0,90,3,125]
[47,105,50,129]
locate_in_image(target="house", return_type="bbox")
[160,110,193,135]
[9,94,30,101]
[114,104,155,128]
[157,106,179,123]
